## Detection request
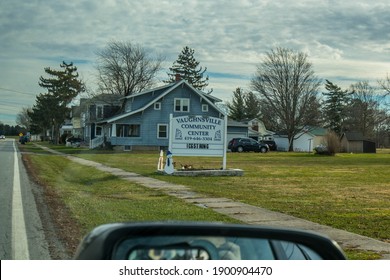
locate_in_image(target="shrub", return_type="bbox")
[315,131,340,156]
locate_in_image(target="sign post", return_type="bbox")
[222,114,227,169]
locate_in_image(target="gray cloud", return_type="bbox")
[1,0,389,125]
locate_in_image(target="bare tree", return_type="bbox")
[16,107,32,129]
[95,41,164,101]
[347,81,388,139]
[251,47,321,151]
[378,74,390,97]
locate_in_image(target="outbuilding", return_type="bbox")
[340,132,376,153]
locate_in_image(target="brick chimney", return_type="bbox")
[175,74,181,82]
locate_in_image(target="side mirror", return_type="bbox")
[74,222,346,260]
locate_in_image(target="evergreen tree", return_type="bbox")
[165,46,211,93]
[322,80,350,135]
[0,122,25,136]
[227,88,248,121]
[244,91,261,120]
[31,62,85,143]
[227,88,261,121]
[28,93,56,135]
[39,62,84,103]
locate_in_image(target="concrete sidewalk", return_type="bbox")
[35,144,390,259]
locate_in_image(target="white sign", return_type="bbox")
[169,115,226,157]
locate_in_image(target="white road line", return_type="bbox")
[12,140,30,259]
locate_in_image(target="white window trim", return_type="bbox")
[96,105,104,119]
[116,124,141,137]
[154,102,161,110]
[157,124,168,139]
[174,98,190,112]
[202,104,209,112]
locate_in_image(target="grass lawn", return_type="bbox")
[73,150,390,241]
[25,153,239,233]
[21,143,389,259]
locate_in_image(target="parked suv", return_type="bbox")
[228,137,269,153]
[262,140,277,151]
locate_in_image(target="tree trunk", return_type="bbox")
[288,134,294,151]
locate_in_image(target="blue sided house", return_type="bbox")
[94,79,227,151]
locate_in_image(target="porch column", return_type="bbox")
[111,123,116,136]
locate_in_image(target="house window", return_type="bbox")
[157,124,168,139]
[154,102,161,110]
[96,105,104,119]
[202,104,209,112]
[116,124,140,137]
[174,98,190,112]
[124,145,132,151]
[95,126,103,136]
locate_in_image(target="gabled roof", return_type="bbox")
[227,119,250,127]
[341,132,376,143]
[305,127,327,137]
[121,81,222,102]
[105,80,225,123]
[341,132,366,141]
[120,82,176,100]
[274,127,327,138]
[86,94,123,104]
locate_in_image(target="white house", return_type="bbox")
[273,127,328,152]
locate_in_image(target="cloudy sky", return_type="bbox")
[1,0,389,125]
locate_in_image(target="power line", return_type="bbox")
[0,87,36,95]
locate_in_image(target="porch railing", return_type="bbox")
[90,136,104,149]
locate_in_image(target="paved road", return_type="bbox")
[37,143,390,259]
[0,139,50,260]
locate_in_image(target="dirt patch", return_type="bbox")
[22,153,82,259]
